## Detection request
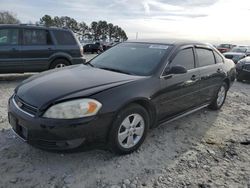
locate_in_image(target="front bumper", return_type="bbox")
[8,96,114,150]
[71,57,86,65]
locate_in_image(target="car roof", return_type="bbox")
[0,24,70,31]
[126,39,213,48]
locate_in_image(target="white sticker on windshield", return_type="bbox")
[149,45,169,50]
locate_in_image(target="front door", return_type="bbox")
[0,27,22,73]
[158,47,201,121]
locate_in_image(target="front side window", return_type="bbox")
[170,48,195,70]
[0,28,19,45]
[91,42,171,76]
[196,48,215,67]
[214,52,224,63]
[23,29,47,45]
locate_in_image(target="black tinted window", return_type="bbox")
[23,29,47,45]
[214,52,224,63]
[0,29,18,45]
[196,48,215,67]
[171,48,195,70]
[53,30,76,45]
[91,43,171,76]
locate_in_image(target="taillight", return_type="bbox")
[80,47,84,56]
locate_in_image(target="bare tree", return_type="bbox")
[0,11,20,24]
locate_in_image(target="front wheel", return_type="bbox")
[108,104,149,155]
[209,82,228,110]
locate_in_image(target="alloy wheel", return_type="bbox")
[118,113,145,149]
[55,63,66,68]
[217,85,226,107]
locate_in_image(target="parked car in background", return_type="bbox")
[230,46,250,54]
[103,42,120,51]
[8,40,236,154]
[217,44,235,53]
[83,42,103,54]
[0,24,85,74]
[236,57,250,81]
[223,52,246,64]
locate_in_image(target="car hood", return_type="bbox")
[16,65,143,109]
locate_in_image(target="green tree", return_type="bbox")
[40,15,54,27]
[0,11,20,24]
[78,21,88,36]
[90,21,98,40]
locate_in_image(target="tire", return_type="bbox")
[108,104,150,155]
[208,82,228,110]
[50,59,70,69]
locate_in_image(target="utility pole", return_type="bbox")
[136,32,138,40]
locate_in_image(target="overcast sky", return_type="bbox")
[1,0,250,43]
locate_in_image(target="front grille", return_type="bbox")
[14,95,38,116]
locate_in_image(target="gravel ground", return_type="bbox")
[0,56,249,188]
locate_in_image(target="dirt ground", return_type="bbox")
[0,58,249,188]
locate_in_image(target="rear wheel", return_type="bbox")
[108,104,149,155]
[50,59,70,69]
[209,82,228,110]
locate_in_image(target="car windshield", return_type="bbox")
[90,42,171,76]
[231,47,247,53]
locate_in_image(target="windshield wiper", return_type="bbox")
[98,67,135,75]
[84,61,94,67]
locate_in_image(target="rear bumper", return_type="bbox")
[8,96,114,150]
[71,57,86,65]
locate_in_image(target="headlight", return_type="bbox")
[43,99,102,119]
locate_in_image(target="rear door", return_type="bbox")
[195,47,225,104]
[158,46,201,120]
[0,27,22,73]
[21,28,55,72]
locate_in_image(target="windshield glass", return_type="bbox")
[91,42,171,76]
[231,47,247,53]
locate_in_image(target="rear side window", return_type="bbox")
[53,30,76,45]
[214,52,224,63]
[23,29,51,45]
[171,48,195,70]
[196,48,215,67]
[0,28,19,45]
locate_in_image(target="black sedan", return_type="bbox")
[236,57,250,81]
[83,43,103,54]
[8,40,236,154]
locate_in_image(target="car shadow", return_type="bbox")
[0,107,220,187]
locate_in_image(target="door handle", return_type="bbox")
[190,75,197,81]
[217,68,223,73]
[12,48,18,51]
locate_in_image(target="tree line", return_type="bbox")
[39,15,128,41]
[0,11,128,41]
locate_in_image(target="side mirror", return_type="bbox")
[164,65,187,75]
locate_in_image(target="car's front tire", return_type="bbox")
[209,82,228,110]
[108,104,149,155]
